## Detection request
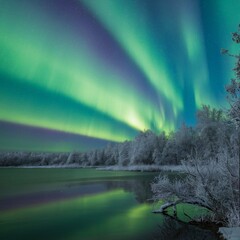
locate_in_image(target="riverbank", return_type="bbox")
[97,164,189,172]
[0,164,191,172]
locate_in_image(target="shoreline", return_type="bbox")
[0,164,189,172]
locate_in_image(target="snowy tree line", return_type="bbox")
[0,152,72,166]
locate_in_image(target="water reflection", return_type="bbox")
[105,177,154,203]
[153,216,219,240]
[0,175,153,211]
[0,170,220,240]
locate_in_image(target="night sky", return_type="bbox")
[0,0,239,152]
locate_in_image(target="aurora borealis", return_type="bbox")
[0,0,239,151]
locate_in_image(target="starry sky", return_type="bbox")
[0,0,239,152]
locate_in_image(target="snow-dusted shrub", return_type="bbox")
[152,148,239,227]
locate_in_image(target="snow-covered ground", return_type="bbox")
[219,227,240,240]
[1,164,190,172]
[0,164,82,168]
[97,164,190,172]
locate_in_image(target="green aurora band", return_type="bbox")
[81,0,184,115]
[0,0,239,151]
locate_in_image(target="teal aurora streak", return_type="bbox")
[0,0,239,151]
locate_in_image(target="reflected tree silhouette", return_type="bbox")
[153,216,220,240]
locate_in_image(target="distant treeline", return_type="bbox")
[0,105,238,167]
[0,152,72,166]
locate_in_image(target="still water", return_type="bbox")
[0,168,219,240]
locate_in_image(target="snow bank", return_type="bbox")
[1,164,81,169]
[219,227,240,240]
[97,165,191,172]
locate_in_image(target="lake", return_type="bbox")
[0,168,219,240]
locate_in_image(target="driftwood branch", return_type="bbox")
[153,199,213,214]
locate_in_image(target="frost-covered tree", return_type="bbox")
[130,130,158,165]
[152,152,239,226]
[86,150,98,166]
[174,123,197,161]
[222,24,240,128]
[118,141,131,166]
[161,132,178,165]
[195,105,226,160]
[153,132,167,164]
[103,143,118,165]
